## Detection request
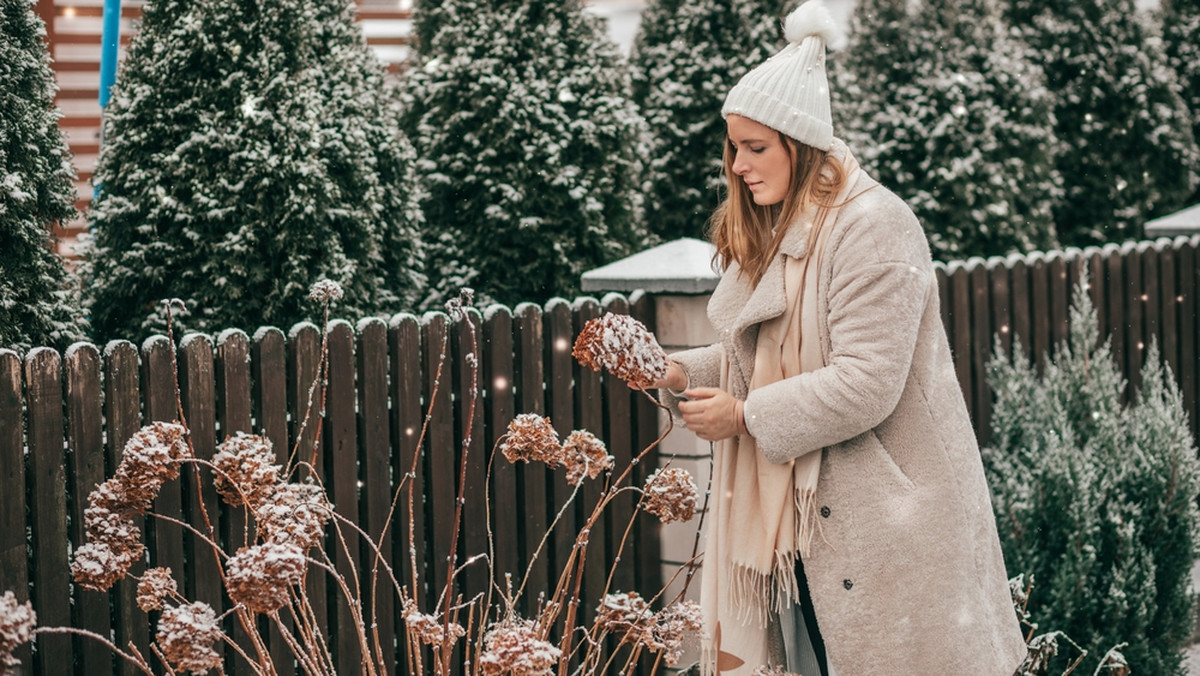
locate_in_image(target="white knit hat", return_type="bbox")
[722,0,853,151]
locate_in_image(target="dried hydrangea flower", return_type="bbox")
[641,468,698,524]
[402,600,465,649]
[647,600,704,666]
[213,432,280,510]
[595,591,654,645]
[561,430,613,486]
[90,475,154,517]
[72,537,144,592]
[500,414,563,467]
[156,601,223,674]
[477,618,562,675]
[254,482,333,550]
[225,543,306,614]
[1,591,36,674]
[137,567,178,612]
[115,421,191,497]
[572,313,669,389]
[751,667,801,676]
[308,279,344,303]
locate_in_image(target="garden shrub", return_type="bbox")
[984,277,1200,675]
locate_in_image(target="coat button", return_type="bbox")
[843,579,854,590]
[820,506,831,518]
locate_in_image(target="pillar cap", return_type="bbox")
[581,238,719,295]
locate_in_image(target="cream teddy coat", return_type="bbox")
[667,168,1027,674]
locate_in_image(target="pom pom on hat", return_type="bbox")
[785,0,852,51]
[721,0,856,151]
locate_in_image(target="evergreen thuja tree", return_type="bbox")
[1001,0,1199,248]
[0,0,87,352]
[1159,0,1200,203]
[403,0,649,309]
[629,0,777,242]
[984,278,1200,675]
[82,0,424,342]
[830,0,1061,260]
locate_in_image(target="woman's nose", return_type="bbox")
[731,153,748,176]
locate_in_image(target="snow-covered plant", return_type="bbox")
[81,0,424,343]
[628,0,778,241]
[402,0,650,310]
[1158,0,1200,197]
[830,0,1061,260]
[0,0,87,353]
[984,276,1200,675]
[998,0,1199,247]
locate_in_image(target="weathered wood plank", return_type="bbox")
[421,312,456,612]
[600,294,636,598]
[25,348,74,676]
[103,340,149,676]
[512,302,550,613]
[65,344,114,674]
[142,336,186,589]
[482,306,521,604]
[356,317,395,676]
[388,313,425,618]
[571,298,606,628]
[544,299,577,582]
[453,308,489,605]
[179,333,223,614]
[968,260,993,442]
[0,350,30,672]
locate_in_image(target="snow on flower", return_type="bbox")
[477,618,561,675]
[213,432,281,510]
[648,600,704,666]
[253,482,333,550]
[136,567,178,612]
[572,313,669,389]
[307,278,344,303]
[500,413,563,467]
[561,430,613,486]
[596,591,654,644]
[156,601,223,674]
[0,591,36,674]
[225,542,306,614]
[402,600,465,649]
[114,421,191,504]
[641,468,698,524]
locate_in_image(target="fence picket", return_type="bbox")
[629,291,664,604]
[179,334,223,616]
[544,299,578,581]
[1179,238,1198,438]
[356,317,395,676]
[512,302,551,609]
[102,340,149,675]
[483,306,521,604]
[25,348,73,676]
[421,312,456,614]
[64,344,113,674]
[968,260,993,442]
[142,336,186,597]
[454,309,490,605]
[388,313,425,622]
[600,293,637,598]
[0,350,30,670]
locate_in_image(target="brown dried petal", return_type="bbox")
[648,600,704,666]
[226,543,306,614]
[115,421,191,493]
[137,567,178,612]
[478,618,561,675]
[561,431,613,486]
[402,600,465,649]
[572,314,668,389]
[500,414,563,467]
[641,468,698,524]
[213,432,280,509]
[72,540,143,592]
[157,601,223,674]
[0,591,36,673]
[595,591,654,645]
[254,482,332,550]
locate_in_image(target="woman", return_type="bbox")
[644,1,1028,673]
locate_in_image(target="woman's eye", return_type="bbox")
[750,147,765,154]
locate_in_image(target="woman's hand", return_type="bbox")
[677,387,747,441]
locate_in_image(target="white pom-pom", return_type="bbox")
[784,0,856,50]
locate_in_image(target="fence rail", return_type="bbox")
[1,236,1197,675]
[0,292,663,676]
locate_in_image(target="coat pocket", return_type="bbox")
[848,429,916,493]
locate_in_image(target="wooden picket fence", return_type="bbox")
[1,235,1198,676]
[0,293,664,676]
[936,235,1200,446]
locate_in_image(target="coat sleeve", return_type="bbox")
[657,343,723,411]
[744,199,933,463]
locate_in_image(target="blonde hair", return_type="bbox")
[708,132,848,286]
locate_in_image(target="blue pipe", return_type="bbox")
[98,0,121,107]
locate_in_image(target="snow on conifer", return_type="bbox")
[999,0,1199,247]
[0,0,87,352]
[402,0,650,310]
[1158,0,1200,204]
[81,0,424,342]
[629,0,778,242]
[831,0,1061,260]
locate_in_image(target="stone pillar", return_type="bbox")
[582,237,719,668]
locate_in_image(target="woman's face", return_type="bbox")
[726,114,794,207]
